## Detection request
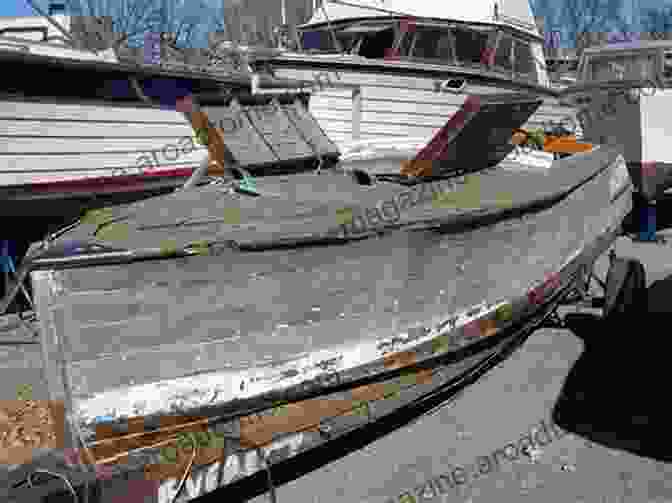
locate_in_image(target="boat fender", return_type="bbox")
[602,256,647,322]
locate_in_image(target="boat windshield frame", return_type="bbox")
[295,19,546,86]
[392,22,540,82]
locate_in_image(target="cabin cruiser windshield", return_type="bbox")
[298,20,539,83]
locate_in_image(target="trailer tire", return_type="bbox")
[602,257,647,322]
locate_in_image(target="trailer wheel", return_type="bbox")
[602,256,647,322]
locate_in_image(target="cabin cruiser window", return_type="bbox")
[453,27,490,66]
[299,28,357,53]
[513,39,537,80]
[407,27,456,62]
[356,25,396,59]
[493,36,513,71]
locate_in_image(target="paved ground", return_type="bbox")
[246,231,672,503]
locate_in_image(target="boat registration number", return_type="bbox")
[156,433,307,503]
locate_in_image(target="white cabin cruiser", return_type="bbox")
[246,0,575,150]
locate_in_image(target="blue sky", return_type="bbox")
[2,0,670,37]
[0,0,38,17]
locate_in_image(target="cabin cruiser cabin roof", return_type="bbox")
[581,39,672,55]
[300,0,541,39]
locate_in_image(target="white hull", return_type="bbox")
[0,99,205,188]
[272,66,580,149]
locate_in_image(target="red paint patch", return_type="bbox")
[544,271,561,291]
[642,161,656,179]
[399,18,416,32]
[95,464,115,480]
[527,286,544,305]
[480,47,495,66]
[463,95,482,113]
[463,319,481,337]
[175,94,194,113]
[384,47,400,60]
[113,479,160,503]
[25,167,193,194]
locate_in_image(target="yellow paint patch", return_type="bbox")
[431,335,450,354]
[187,240,209,255]
[335,207,354,225]
[272,401,290,416]
[494,192,514,208]
[16,383,32,400]
[81,207,114,225]
[159,240,179,256]
[432,175,482,209]
[223,207,242,225]
[96,222,130,242]
[194,127,209,146]
[495,303,513,323]
[384,382,401,400]
[350,400,369,417]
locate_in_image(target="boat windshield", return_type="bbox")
[395,24,538,82]
[398,25,491,66]
[586,52,658,82]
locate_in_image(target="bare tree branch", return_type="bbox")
[641,6,672,40]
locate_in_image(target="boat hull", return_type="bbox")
[11,145,632,502]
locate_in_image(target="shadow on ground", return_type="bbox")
[552,273,672,462]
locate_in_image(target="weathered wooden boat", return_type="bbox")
[0,88,634,503]
[241,0,579,150]
[565,40,672,201]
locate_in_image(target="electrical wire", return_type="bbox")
[171,436,198,503]
[257,447,278,503]
[27,469,79,503]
